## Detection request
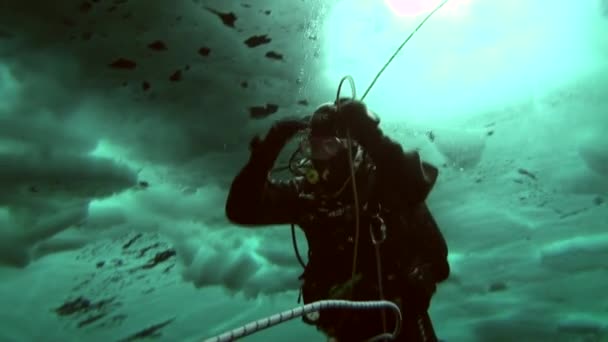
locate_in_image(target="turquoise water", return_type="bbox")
[0,0,607,341]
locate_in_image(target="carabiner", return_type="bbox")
[370,215,386,245]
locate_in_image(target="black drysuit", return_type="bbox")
[226,125,450,342]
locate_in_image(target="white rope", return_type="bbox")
[202,300,402,342]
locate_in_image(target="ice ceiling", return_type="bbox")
[0,0,607,341]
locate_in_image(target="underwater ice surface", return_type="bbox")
[0,0,607,341]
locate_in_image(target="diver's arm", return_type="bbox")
[336,100,438,206]
[359,127,438,207]
[407,202,450,283]
[356,123,450,308]
[398,201,450,313]
[225,118,308,227]
[362,131,450,279]
[361,128,449,282]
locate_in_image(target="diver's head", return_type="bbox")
[299,102,355,194]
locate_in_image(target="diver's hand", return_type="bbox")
[404,263,437,313]
[335,100,380,143]
[250,117,308,165]
[264,117,309,148]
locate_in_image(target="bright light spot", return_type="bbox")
[385,0,441,17]
[385,0,471,18]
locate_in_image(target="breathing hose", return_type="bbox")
[334,75,361,285]
[333,0,451,331]
[205,1,449,341]
[360,0,450,101]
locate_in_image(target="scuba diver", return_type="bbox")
[225,98,450,342]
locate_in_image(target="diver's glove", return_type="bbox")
[334,99,380,146]
[403,263,437,313]
[250,117,309,168]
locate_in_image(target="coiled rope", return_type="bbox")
[202,300,402,342]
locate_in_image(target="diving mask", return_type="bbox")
[299,135,348,161]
